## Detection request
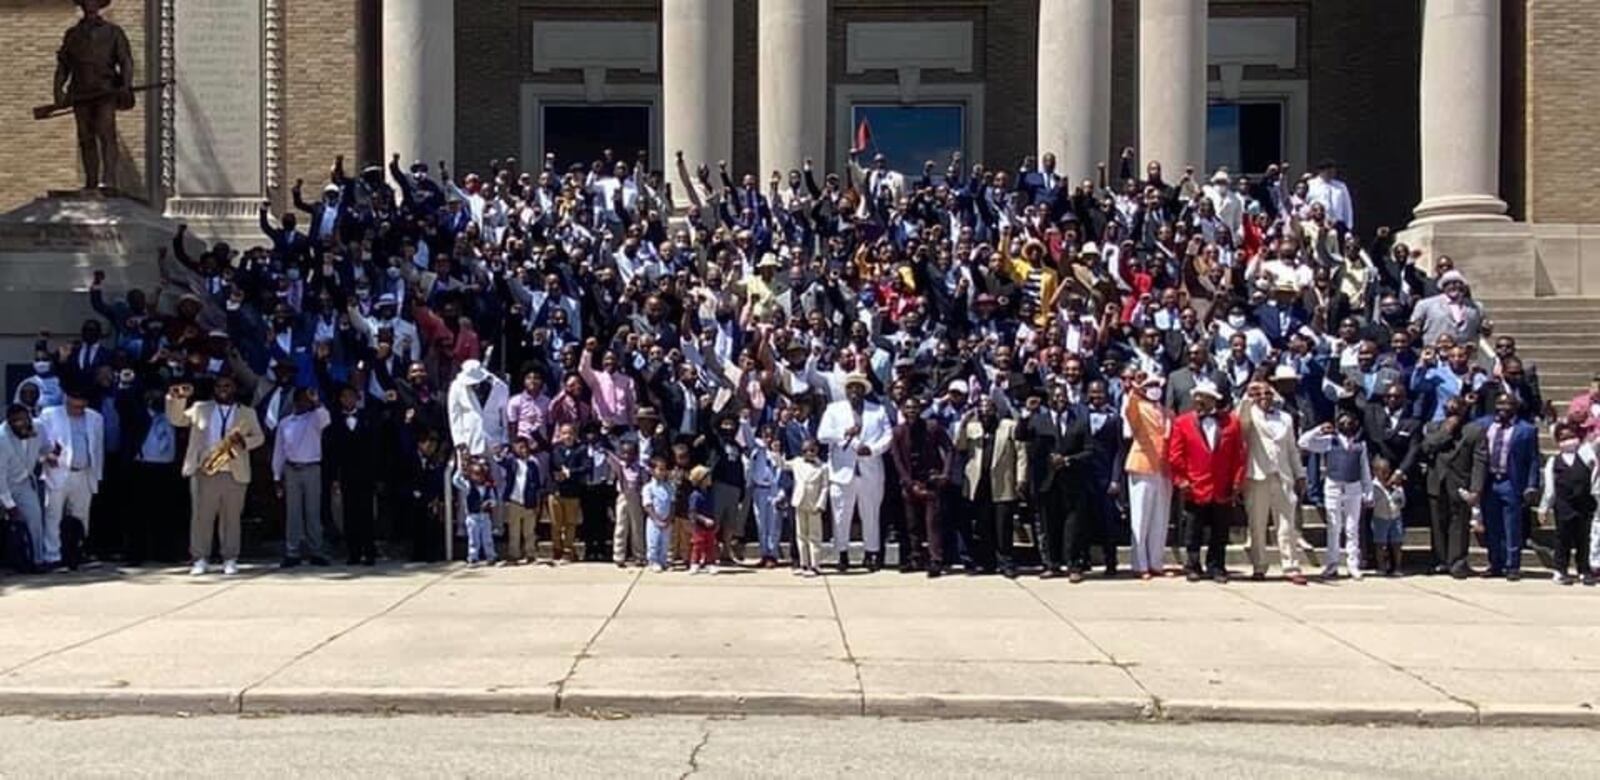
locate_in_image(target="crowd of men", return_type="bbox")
[4,143,1599,586]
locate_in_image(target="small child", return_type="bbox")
[745,423,784,567]
[670,441,695,565]
[548,423,590,564]
[1297,410,1373,580]
[784,438,829,577]
[641,454,676,572]
[609,439,646,567]
[500,436,544,565]
[452,456,498,566]
[1368,456,1406,577]
[1537,423,1597,586]
[687,465,718,574]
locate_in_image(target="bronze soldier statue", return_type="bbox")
[54,0,134,191]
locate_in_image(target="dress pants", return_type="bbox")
[547,495,581,561]
[1429,487,1471,570]
[1244,475,1306,575]
[580,484,615,559]
[504,501,540,561]
[283,463,324,560]
[1553,508,1593,576]
[42,470,95,565]
[612,490,645,564]
[1127,473,1172,573]
[901,487,943,567]
[1077,475,1118,571]
[971,496,1016,571]
[1183,500,1232,574]
[750,485,781,559]
[1035,484,1066,571]
[128,460,187,563]
[341,479,376,563]
[1480,477,1523,573]
[711,483,747,557]
[829,473,884,561]
[793,506,823,569]
[6,478,44,565]
[1320,479,1363,573]
[191,472,246,562]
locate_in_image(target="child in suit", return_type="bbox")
[499,436,544,565]
[641,454,676,572]
[1368,456,1406,577]
[1537,423,1597,586]
[745,423,785,567]
[687,465,718,574]
[1298,410,1373,580]
[548,423,590,564]
[784,438,829,577]
[609,439,646,567]
[452,456,498,566]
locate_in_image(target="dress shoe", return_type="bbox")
[1001,566,1018,580]
[865,553,882,573]
[1250,572,1267,582]
[1185,569,1203,583]
[1582,573,1597,587]
[1039,569,1060,580]
[279,557,301,569]
[1068,571,1084,584]
[1288,573,1309,586]
[1505,570,1521,582]
[1212,571,1229,584]
[926,566,942,579]
[1449,564,1473,579]
[837,553,851,573]
[307,555,330,567]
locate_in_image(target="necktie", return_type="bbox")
[1493,426,1511,475]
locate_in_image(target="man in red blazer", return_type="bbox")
[1166,381,1247,582]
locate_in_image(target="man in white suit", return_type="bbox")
[1237,374,1309,584]
[816,372,893,571]
[447,360,509,457]
[0,404,45,567]
[37,383,104,569]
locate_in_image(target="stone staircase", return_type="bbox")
[1478,296,1600,420]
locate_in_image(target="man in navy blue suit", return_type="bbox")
[1077,379,1126,577]
[1478,393,1541,579]
[1253,281,1310,349]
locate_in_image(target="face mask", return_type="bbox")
[33,361,51,375]
[1227,315,1247,330]
[1559,438,1581,454]
[1143,387,1162,402]
[387,267,402,279]
[287,268,302,282]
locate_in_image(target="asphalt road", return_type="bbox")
[0,714,1593,779]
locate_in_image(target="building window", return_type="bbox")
[1206,101,1284,176]
[542,104,652,173]
[850,104,964,179]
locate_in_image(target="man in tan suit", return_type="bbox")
[1238,374,1309,584]
[167,376,265,576]
[955,395,1029,577]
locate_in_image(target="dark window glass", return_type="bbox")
[543,105,651,174]
[850,104,964,179]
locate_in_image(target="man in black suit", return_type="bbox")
[1362,381,1424,563]
[1166,342,1229,415]
[325,384,382,565]
[1419,397,1487,578]
[1079,380,1126,577]
[1023,385,1089,580]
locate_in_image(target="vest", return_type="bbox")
[1324,437,1366,484]
[1552,455,1597,518]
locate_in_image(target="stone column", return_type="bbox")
[663,0,734,174]
[1038,0,1112,181]
[382,0,454,167]
[759,0,826,177]
[1413,0,1508,224]
[1138,0,1207,176]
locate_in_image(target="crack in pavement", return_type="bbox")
[677,718,712,780]
[1220,584,1483,718]
[820,573,867,715]
[236,566,461,699]
[0,571,260,678]
[1012,578,1163,714]
[553,566,643,706]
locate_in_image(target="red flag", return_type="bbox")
[854,117,873,153]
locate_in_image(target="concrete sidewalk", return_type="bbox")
[1,564,1598,727]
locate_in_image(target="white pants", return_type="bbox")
[1245,475,1304,575]
[829,472,884,560]
[1591,513,1600,572]
[1323,479,1364,572]
[1127,473,1172,573]
[43,471,94,564]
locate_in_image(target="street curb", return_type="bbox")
[0,688,239,716]
[0,688,1596,727]
[240,688,558,715]
[558,689,861,718]
[865,694,1153,721]
[1159,699,1480,727]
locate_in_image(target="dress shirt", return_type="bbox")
[137,409,176,464]
[1200,416,1219,449]
[1489,422,1511,476]
[69,413,90,471]
[642,477,675,524]
[505,391,551,442]
[272,407,331,480]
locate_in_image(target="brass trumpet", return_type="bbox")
[202,430,243,476]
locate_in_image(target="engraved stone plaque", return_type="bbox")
[173,0,263,198]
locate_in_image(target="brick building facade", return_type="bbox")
[0,0,1589,236]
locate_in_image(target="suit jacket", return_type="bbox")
[1020,406,1088,495]
[1362,404,1423,476]
[889,419,953,489]
[446,375,510,456]
[1478,415,1542,496]
[1166,411,1246,505]
[1422,418,1487,498]
[37,406,105,494]
[1237,399,1306,483]
[1165,366,1230,415]
[956,416,1029,502]
[1253,302,1310,347]
[0,426,42,510]
[324,406,382,486]
[62,342,111,387]
[1409,294,1485,347]
[1083,404,1126,485]
[166,397,267,483]
[816,399,893,485]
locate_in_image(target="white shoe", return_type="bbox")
[649,563,665,573]
[222,560,238,576]
[689,564,703,575]
[1350,568,1364,581]
[189,560,208,576]
[706,564,720,575]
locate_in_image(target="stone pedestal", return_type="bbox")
[0,194,179,364]
[1397,221,1536,298]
